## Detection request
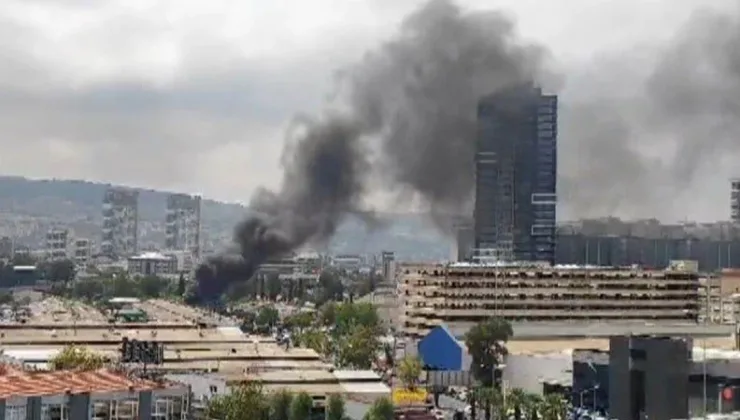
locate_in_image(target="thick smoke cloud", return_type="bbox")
[195,0,548,302]
[197,0,740,301]
[559,7,740,220]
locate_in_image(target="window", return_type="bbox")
[531,225,555,236]
[531,193,557,204]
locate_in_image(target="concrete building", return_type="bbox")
[72,238,93,267]
[44,228,69,261]
[381,251,396,283]
[165,193,201,260]
[474,85,557,264]
[101,187,139,259]
[733,178,740,224]
[127,252,178,278]
[400,262,701,337]
[0,366,190,420]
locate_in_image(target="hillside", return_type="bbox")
[0,176,449,260]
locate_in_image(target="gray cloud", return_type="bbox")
[0,0,739,225]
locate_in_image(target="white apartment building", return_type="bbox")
[101,187,139,260]
[127,252,178,278]
[165,193,201,260]
[45,228,70,261]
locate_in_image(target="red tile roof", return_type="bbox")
[0,368,159,398]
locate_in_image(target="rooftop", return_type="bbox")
[0,368,158,398]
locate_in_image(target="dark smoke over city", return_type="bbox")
[195,0,548,301]
[196,0,740,301]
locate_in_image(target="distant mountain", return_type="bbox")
[0,176,449,260]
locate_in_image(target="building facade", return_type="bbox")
[45,228,69,261]
[381,251,396,283]
[0,367,190,420]
[72,238,93,267]
[400,262,700,337]
[165,194,201,260]
[127,252,179,278]
[474,85,557,263]
[101,188,139,260]
[733,178,740,224]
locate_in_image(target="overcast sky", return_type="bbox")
[0,0,736,221]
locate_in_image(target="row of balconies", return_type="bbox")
[404,269,698,280]
[405,279,698,288]
[407,288,698,296]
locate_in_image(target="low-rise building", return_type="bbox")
[400,261,701,337]
[0,366,189,420]
[127,252,178,278]
[73,238,93,267]
[45,228,70,261]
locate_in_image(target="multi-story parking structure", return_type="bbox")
[400,261,700,337]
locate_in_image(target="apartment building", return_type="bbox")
[400,261,701,337]
[73,238,93,267]
[127,252,178,278]
[101,188,139,260]
[45,228,70,261]
[165,193,201,260]
[0,366,189,420]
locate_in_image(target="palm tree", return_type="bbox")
[541,394,568,420]
[524,393,544,420]
[508,388,528,420]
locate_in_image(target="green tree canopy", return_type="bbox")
[269,389,293,420]
[256,305,280,328]
[397,355,422,390]
[289,391,314,420]
[49,345,107,371]
[206,382,267,420]
[464,317,513,386]
[364,397,394,420]
[326,393,347,420]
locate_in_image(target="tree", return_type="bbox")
[335,302,380,335]
[319,302,337,326]
[284,311,315,331]
[269,389,293,420]
[364,397,394,420]
[49,345,106,371]
[137,275,167,298]
[0,290,13,305]
[541,394,567,420]
[206,382,267,420]
[398,355,422,390]
[45,259,76,284]
[289,391,313,420]
[508,388,527,420]
[335,325,381,369]
[326,394,347,420]
[176,273,187,296]
[465,317,512,420]
[256,305,280,328]
[295,328,330,355]
[464,317,512,386]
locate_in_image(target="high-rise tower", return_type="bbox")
[474,84,557,263]
[165,193,201,260]
[101,187,139,259]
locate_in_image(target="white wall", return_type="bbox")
[503,353,572,394]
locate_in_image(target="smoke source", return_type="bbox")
[195,0,549,302]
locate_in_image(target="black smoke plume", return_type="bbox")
[195,0,549,302]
